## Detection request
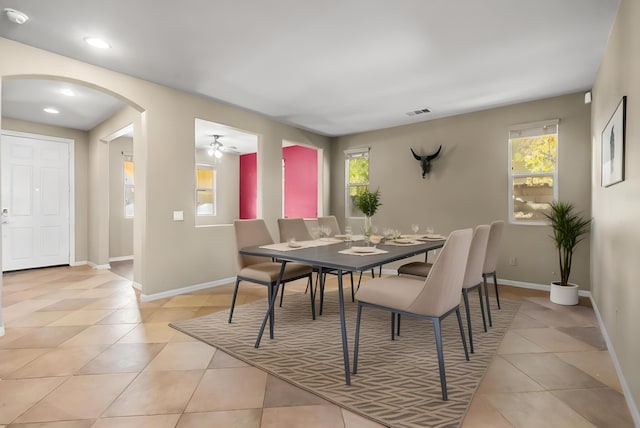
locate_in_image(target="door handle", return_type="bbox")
[1,208,8,224]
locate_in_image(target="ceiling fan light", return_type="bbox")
[207,147,214,156]
[214,149,223,159]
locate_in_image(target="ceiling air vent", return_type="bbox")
[406,108,431,117]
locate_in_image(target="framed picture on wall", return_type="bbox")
[601,96,626,187]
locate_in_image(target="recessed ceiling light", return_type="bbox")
[43,107,60,114]
[60,88,75,97]
[4,8,29,24]
[84,37,111,49]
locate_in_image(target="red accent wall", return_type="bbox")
[283,145,317,218]
[239,153,257,219]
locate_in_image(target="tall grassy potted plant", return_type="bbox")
[544,201,591,305]
[355,188,381,237]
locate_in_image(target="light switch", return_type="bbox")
[173,211,184,221]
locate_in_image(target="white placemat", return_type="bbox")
[383,239,422,246]
[259,238,342,252]
[339,247,388,256]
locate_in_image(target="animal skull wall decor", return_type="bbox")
[411,145,442,178]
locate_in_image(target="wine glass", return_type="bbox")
[425,226,434,236]
[344,226,352,242]
[411,223,420,236]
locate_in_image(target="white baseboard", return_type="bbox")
[588,293,640,427]
[88,261,111,270]
[131,281,142,291]
[70,260,88,267]
[109,255,134,262]
[497,278,590,297]
[0,325,4,336]
[140,276,236,302]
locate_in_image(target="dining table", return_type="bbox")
[239,236,446,385]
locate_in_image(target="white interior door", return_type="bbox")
[1,134,70,271]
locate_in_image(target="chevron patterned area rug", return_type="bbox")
[171,289,519,428]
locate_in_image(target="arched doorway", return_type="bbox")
[1,76,145,282]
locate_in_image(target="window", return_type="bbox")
[345,148,370,217]
[123,154,134,218]
[509,120,558,224]
[196,164,216,216]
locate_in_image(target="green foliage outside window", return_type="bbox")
[348,157,369,196]
[511,134,557,221]
[346,154,371,217]
[512,135,557,186]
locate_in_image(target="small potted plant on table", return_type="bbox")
[355,188,382,238]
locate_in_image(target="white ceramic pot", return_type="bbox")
[550,282,579,305]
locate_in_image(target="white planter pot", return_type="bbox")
[550,282,579,305]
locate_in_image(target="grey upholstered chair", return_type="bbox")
[317,215,341,236]
[393,227,490,353]
[229,219,314,323]
[353,228,473,401]
[460,225,490,353]
[278,217,313,243]
[482,220,504,327]
[397,258,432,277]
[396,237,440,277]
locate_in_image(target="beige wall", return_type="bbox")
[0,117,90,263]
[590,0,640,419]
[88,107,140,271]
[332,93,592,287]
[109,137,134,258]
[0,37,331,298]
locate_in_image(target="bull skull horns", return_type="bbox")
[411,145,442,178]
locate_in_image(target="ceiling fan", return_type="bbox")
[207,135,239,158]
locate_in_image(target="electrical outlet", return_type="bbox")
[508,256,517,266]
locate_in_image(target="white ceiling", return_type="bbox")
[0,0,619,136]
[2,79,125,130]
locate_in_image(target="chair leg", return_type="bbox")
[349,271,356,302]
[493,272,501,309]
[228,277,241,323]
[350,271,355,302]
[462,290,474,354]
[353,303,363,374]
[391,312,395,340]
[478,285,487,332]
[483,274,493,327]
[433,319,448,401]
[456,308,470,361]
[319,272,325,316]
[278,283,286,307]
[389,313,402,337]
[308,275,315,320]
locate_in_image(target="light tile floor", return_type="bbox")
[0,265,634,428]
